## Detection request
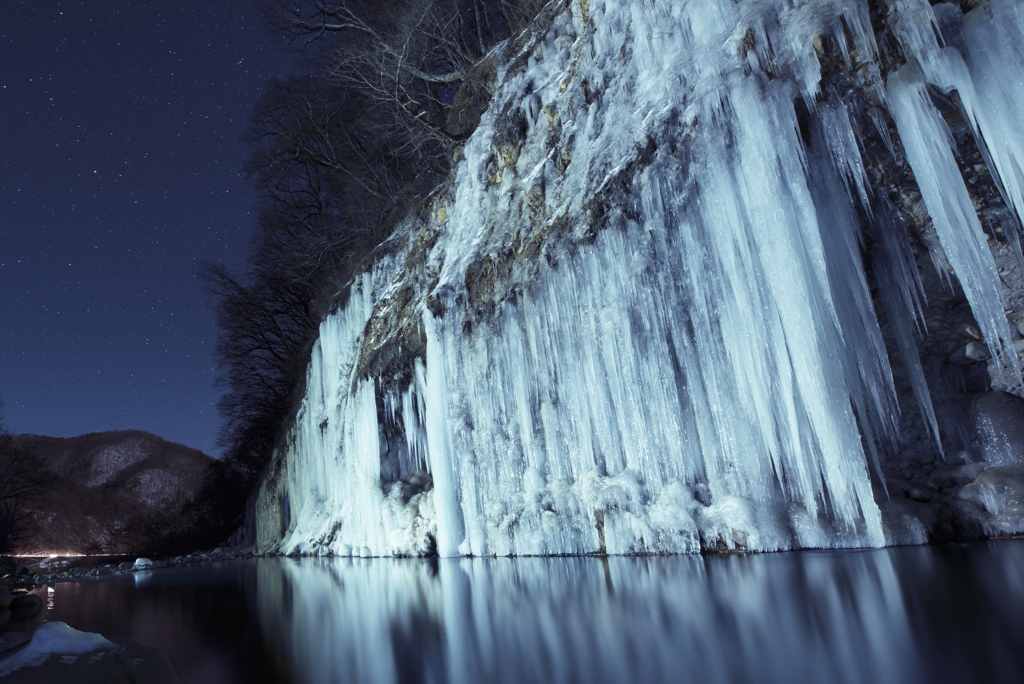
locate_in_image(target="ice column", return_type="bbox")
[890,0,1021,383]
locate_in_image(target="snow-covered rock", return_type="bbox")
[0,622,114,677]
[0,622,178,684]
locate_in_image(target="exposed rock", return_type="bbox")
[971,391,1024,465]
[928,462,989,489]
[957,465,1024,535]
[965,341,991,361]
[445,54,498,141]
[908,486,935,503]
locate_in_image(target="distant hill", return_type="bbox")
[12,430,213,556]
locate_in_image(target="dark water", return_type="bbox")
[5,542,1024,683]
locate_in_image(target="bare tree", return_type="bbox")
[247,75,413,231]
[0,399,47,554]
[260,0,546,168]
[321,0,477,151]
[204,262,314,445]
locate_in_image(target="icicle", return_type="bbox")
[806,117,900,487]
[420,315,463,557]
[888,60,1020,384]
[819,96,873,211]
[961,1,1024,249]
[870,108,895,158]
[871,201,943,458]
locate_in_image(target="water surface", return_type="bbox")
[7,542,1024,683]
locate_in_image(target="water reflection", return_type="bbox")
[9,563,287,683]
[254,544,1024,684]
[9,543,1024,683]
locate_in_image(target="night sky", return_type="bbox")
[1,1,294,456]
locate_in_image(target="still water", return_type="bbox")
[6,542,1024,683]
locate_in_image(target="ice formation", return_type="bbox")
[254,0,1024,556]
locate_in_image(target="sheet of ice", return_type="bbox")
[256,261,440,558]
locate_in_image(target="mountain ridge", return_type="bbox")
[12,430,213,555]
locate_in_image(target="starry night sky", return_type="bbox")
[1,1,294,456]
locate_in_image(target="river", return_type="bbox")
[5,541,1024,683]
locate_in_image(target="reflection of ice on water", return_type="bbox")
[257,558,444,684]
[255,553,921,684]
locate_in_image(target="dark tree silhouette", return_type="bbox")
[0,399,47,554]
[202,1,548,545]
[261,0,547,168]
[203,260,316,471]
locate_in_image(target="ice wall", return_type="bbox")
[255,0,1024,556]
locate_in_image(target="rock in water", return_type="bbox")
[9,593,42,619]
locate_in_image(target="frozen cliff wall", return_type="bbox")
[252,0,1024,557]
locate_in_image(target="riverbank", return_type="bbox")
[22,547,259,584]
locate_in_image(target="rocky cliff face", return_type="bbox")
[250,0,1024,557]
[15,430,212,555]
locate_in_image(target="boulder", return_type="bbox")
[958,464,1024,526]
[9,593,43,619]
[965,341,991,361]
[929,462,989,489]
[971,392,1024,465]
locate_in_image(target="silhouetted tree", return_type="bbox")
[0,399,47,554]
[246,74,407,241]
[261,0,547,174]
[195,253,322,547]
[202,1,548,543]
[203,260,316,469]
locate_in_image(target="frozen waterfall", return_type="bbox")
[254,0,1024,556]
